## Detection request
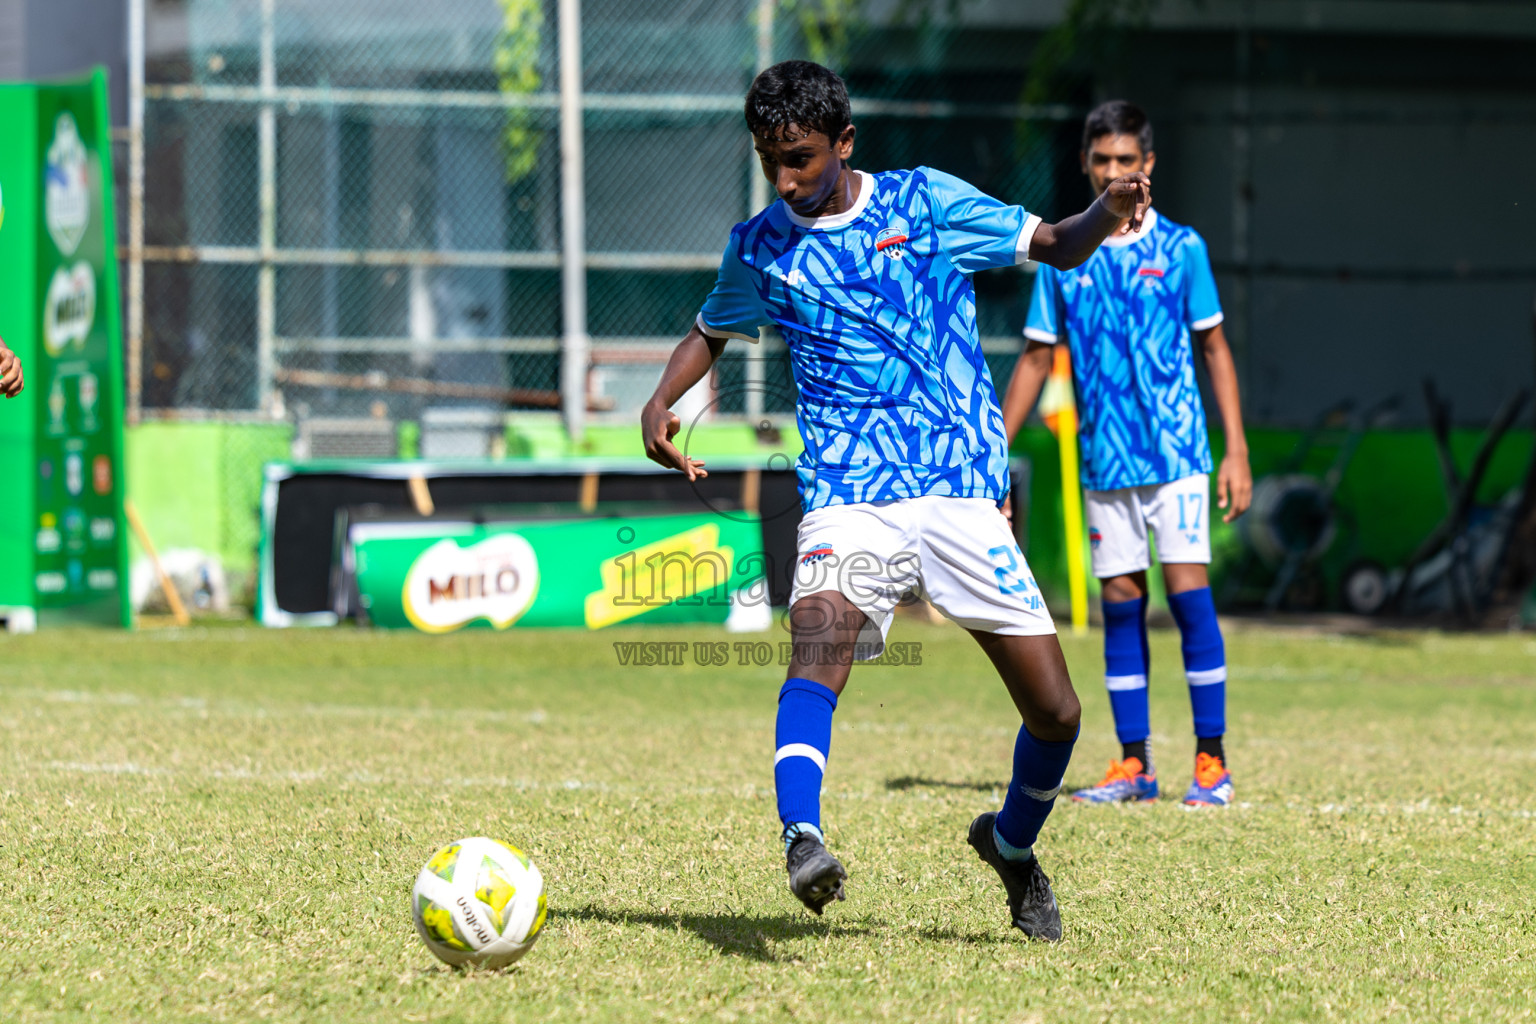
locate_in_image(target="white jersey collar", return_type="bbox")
[782,170,875,229]
[1099,206,1158,248]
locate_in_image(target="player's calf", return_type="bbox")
[1167,586,1232,807]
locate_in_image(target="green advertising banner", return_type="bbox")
[353,513,769,633]
[0,70,129,628]
[0,85,40,621]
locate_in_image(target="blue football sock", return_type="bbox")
[994,723,1077,860]
[775,678,837,848]
[1168,586,1226,741]
[1102,597,1152,760]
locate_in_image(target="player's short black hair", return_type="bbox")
[745,60,852,143]
[1081,100,1153,154]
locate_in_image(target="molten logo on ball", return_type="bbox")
[412,838,548,969]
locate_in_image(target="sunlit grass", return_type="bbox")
[1,619,1533,1022]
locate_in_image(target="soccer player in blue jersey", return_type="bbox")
[1001,100,1251,809]
[641,61,1150,940]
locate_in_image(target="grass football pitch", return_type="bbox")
[1,619,1534,1023]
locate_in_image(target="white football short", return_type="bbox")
[789,494,1056,661]
[1084,472,1211,578]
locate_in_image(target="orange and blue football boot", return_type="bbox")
[1182,752,1234,808]
[1070,757,1158,804]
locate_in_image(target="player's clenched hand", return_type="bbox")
[1217,450,1252,523]
[1100,172,1152,234]
[0,339,23,398]
[641,400,707,481]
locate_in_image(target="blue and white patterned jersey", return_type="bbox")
[1024,209,1223,492]
[698,167,1041,512]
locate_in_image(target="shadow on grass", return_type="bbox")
[885,776,1005,792]
[1348,630,1426,646]
[560,905,873,962]
[888,770,1197,813]
[915,925,1016,945]
[415,963,531,978]
[889,772,1181,812]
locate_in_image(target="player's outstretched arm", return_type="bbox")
[1028,173,1152,271]
[0,337,23,398]
[1000,340,1054,444]
[641,325,727,481]
[1196,323,1252,522]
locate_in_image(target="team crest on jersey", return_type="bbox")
[800,546,834,565]
[874,225,909,260]
[1088,527,1103,549]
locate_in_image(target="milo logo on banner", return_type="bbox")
[45,112,90,255]
[402,534,541,633]
[44,261,95,354]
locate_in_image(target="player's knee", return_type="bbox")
[1100,573,1147,604]
[1056,692,1082,734]
[1031,691,1080,742]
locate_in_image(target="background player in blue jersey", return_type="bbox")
[1001,100,1251,809]
[641,61,1150,940]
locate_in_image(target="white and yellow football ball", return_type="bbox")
[411,837,548,968]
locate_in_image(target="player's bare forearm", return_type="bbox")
[1028,173,1151,270]
[640,325,727,479]
[648,326,725,412]
[1195,323,1252,520]
[1001,341,1054,442]
[1196,324,1247,452]
[0,337,23,398]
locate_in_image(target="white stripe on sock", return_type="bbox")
[1018,782,1062,802]
[774,743,826,771]
[1105,673,1148,692]
[1187,667,1227,686]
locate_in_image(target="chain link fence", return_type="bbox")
[135,0,1079,449]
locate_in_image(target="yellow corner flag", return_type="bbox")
[1038,345,1088,636]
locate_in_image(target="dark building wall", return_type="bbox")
[846,8,1536,427]
[0,0,126,123]
[1093,28,1536,428]
[0,0,25,81]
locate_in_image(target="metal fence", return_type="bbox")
[131,0,1080,448]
